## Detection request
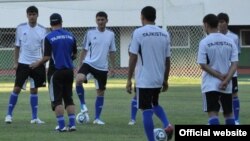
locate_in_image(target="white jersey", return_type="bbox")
[129,25,171,88]
[82,28,116,71]
[15,23,47,65]
[225,31,240,77]
[197,33,238,94]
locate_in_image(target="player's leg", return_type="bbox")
[232,77,240,124]
[62,69,76,131]
[138,88,155,141]
[129,94,137,125]
[220,93,235,125]
[29,86,39,123]
[5,63,28,123]
[92,69,108,125]
[52,70,67,131]
[75,63,89,113]
[205,91,220,125]
[30,65,46,124]
[152,88,174,140]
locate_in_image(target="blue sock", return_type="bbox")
[233,96,240,121]
[7,92,19,116]
[95,96,104,119]
[57,115,65,129]
[153,105,169,128]
[76,85,85,109]
[208,116,220,125]
[68,114,76,127]
[225,117,235,125]
[142,110,154,141]
[131,97,138,121]
[30,94,38,119]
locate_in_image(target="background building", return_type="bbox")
[0,0,250,79]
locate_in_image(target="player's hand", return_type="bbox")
[109,68,115,78]
[126,80,132,94]
[13,63,18,70]
[219,80,228,90]
[29,61,40,69]
[162,81,169,92]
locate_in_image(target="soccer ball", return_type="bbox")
[154,128,167,141]
[76,112,88,124]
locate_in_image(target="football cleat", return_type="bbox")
[56,127,67,132]
[128,120,136,125]
[30,118,45,124]
[55,125,60,130]
[80,105,88,113]
[235,120,240,125]
[93,119,105,125]
[68,126,76,132]
[5,115,12,124]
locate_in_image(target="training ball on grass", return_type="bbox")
[76,112,88,124]
[154,128,167,141]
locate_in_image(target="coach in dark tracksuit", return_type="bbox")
[30,13,77,132]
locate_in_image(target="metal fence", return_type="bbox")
[0,26,204,80]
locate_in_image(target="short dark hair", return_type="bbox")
[96,11,108,19]
[203,14,218,28]
[141,6,156,22]
[26,5,38,14]
[217,12,229,23]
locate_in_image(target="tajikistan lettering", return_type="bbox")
[142,32,167,37]
[51,35,73,42]
[207,41,233,48]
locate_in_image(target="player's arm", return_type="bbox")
[30,37,51,69]
[162,57,170,92]
[219,61,238,90]
[78,49,87,68]
[71,38,77,60]
[108,32,117,77]
[78,33,88,68]
[199,64,224,80]
[126,53,137,94]
[219,42,239,90]
[14,26,20,70]
[14,47,20,69]
[109,52,115,77]
[224,62,238,82]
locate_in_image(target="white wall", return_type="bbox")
[0,0,249,28]
[0,0,163,28]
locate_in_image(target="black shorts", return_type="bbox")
[232,77,238,93]
[49,69,74,111]
[204,91,233,115]
[78,63,108,90]
[15,63,46,88]
[137,87,161,110]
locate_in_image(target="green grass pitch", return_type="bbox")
[0,78,249,141]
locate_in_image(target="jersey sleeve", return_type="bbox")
[44,37,52,57]
[109,32,116,52]
[197,40,207,64]
[129,30,139,54]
